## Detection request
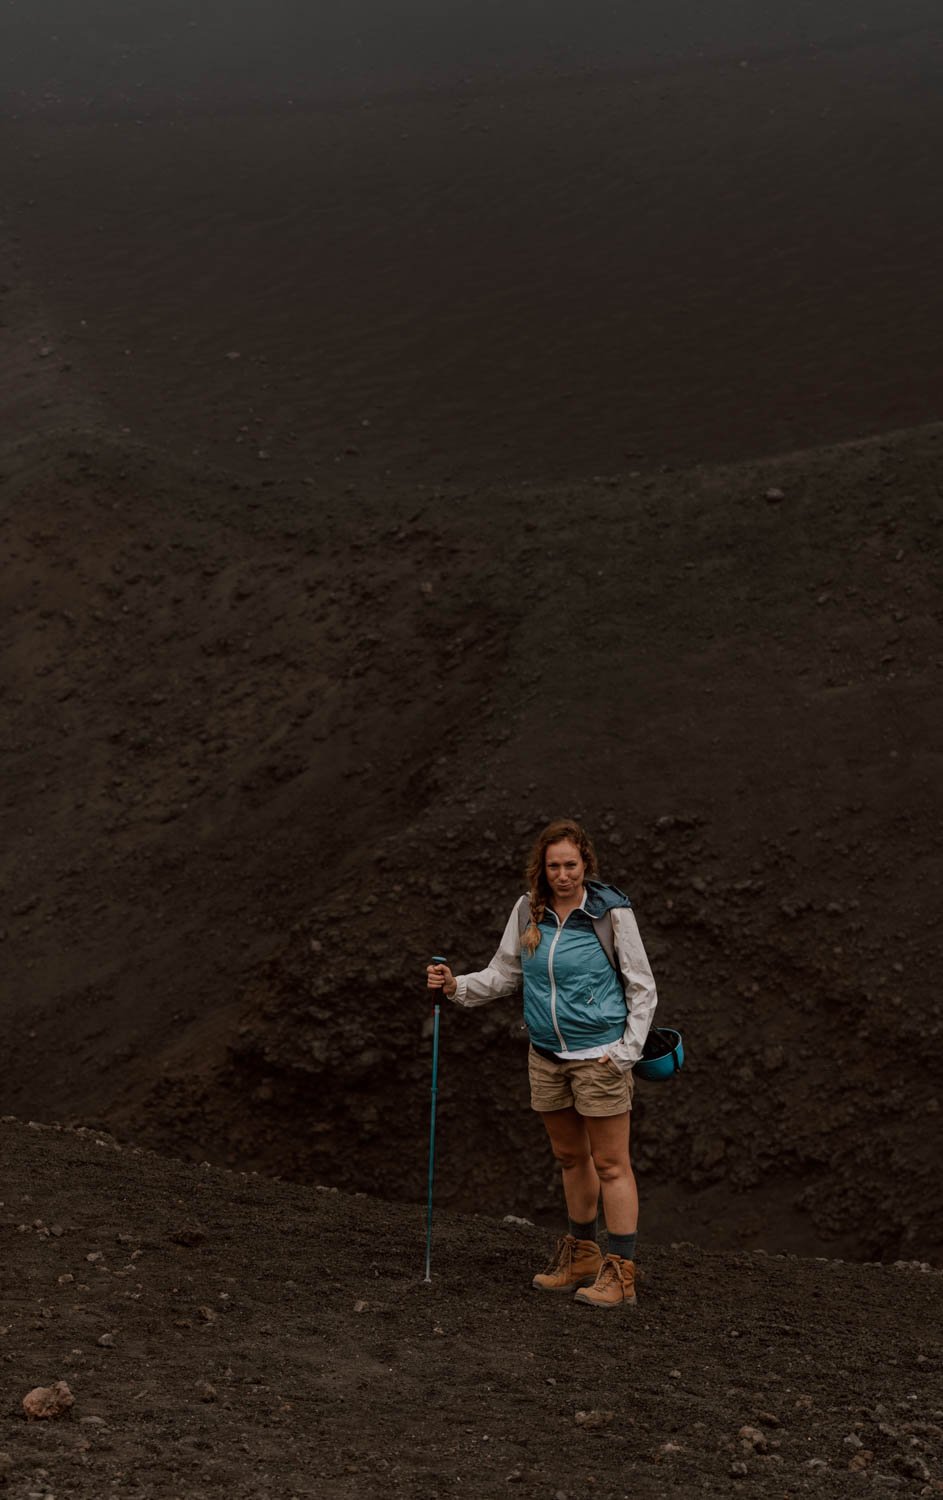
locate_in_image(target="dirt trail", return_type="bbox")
[2,1118,941,1500]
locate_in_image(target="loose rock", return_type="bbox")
[169,1225,207,1246]
[738,1425,768,1452]
[22,1381,75,1420]
[575,1410,613,1430]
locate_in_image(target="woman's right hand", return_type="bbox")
[426,962,457,998]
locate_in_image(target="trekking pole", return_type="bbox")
[423,955,447,1283]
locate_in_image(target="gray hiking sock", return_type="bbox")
[607,1231,637,1261]
[568,1217,598,1243]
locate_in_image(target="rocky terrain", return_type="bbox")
[1,0,942,1417]
[2,1118,942,1500]
[2,6,943,1494]
[2,415,941,1263]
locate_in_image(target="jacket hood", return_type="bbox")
[584,879,632,916]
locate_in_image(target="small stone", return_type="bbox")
[574,1410,613,1429]
[197,1306,217,1324]
[765,487,785,502]
[22,1381,75,1420]
[757,1411,780,1426]
[844,1433,864,1449]
[197,1383,218,1403]
[352,1300,368,1314]
[85,1252,104,1264]
[897,1454,930,1482]
[849,1451,872,1471]
[169,1226,207,1247]
[96,1333,115,1348]
[738,1425,768,1452]
[668,1369,681,1379]
[729,1460,748,1476]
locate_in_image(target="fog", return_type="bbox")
[4,0,941,108]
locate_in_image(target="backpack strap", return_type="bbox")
[517,895,618,972]
[593,910,618,972]
[517,896,531,943]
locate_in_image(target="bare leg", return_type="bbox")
[539,1107,600,1224]
[585,1111,637,1236]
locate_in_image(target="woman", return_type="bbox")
[426,818,657,1310]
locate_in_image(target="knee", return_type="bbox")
[553,1146,592,1173]
[592,1151,630,1183]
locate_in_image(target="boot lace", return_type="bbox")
[593,1254,624,1289]
[541,1234,576,1275]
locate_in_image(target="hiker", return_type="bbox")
[426,817,657,1309]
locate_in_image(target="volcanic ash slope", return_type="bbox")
[1,424,942,1259]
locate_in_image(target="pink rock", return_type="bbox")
[22,1381,75,1420]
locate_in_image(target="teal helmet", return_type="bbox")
[633,1027,684,1082]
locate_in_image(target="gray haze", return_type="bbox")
[4,0,941,109]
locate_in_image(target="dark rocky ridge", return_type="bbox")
[2,422,941,1263]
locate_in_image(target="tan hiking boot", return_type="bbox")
[532,1234,603,1293]
[573,1253,638,1310]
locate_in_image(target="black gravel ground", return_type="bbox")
[2,1119,941,1499]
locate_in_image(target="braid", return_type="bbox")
[521,885,545,955]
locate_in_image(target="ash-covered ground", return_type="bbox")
[2,1119,941,1500]
[1,17,942,1494]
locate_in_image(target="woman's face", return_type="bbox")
[544,839,586,903]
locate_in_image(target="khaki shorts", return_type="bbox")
[528,1046,634,1117]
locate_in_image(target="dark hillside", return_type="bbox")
[2,424,941,1261]
[2,0,943,1272]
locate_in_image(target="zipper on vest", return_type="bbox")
[546,914,567,1051]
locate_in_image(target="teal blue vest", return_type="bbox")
[520,882,630,1053]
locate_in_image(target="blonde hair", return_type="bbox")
[521,819,599,955]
